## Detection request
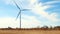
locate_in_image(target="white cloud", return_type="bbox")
[0,17,19,28]
[30,3,58,22]
[29,0,37,5]
[0,14,41,28]
[21,14,41,28]
[44,1,60,5]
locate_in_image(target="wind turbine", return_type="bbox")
[13,0,30,28]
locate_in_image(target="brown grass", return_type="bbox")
[0,29,60,34]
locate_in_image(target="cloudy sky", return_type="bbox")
[0,0,60,28]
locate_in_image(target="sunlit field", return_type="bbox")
[0,29,60,34]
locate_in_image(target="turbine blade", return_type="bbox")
[22,9,31,11]
[13,0,21,20]
[13,0,21,10]
[16,11,21,20]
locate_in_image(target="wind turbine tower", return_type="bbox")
[13,0,30,28]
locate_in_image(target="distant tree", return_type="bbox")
[8,27,12,29]
[49,26,53,30]
[54,26,60,30]
[41,26,48,30]
[43,26,48,28]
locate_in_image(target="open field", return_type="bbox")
[0,29,60,34]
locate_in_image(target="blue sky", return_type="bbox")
[0,0,60,28]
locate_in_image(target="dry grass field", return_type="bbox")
[0,29,60,34]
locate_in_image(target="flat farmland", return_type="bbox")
[0,29,60,34]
